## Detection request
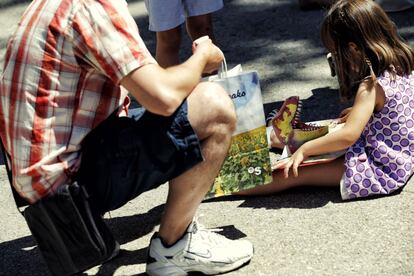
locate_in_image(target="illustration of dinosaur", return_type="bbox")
[271,96,329,153]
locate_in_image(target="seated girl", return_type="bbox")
[239,0,414,200]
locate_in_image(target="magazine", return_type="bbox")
[271,119,345,170]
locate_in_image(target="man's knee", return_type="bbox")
[196,82,236,132]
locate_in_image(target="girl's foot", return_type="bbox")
[266,108,284,149]
[269,128,284,149]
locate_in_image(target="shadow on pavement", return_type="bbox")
[0,204,165,276]
[0,186,404,276]
[238,187,342,210]
[263,86,351,122]
[97,204,248,275]
[205,185,404,210]
[0,0,31,9]
[0,235,50,275]
[96,204,164,275]
[205,186,341,209]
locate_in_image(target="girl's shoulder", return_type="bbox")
[378,69,414,79]
[376,70,414,88]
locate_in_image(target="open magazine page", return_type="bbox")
[271,119,345,170]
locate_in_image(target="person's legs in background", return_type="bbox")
[185,0,223,46]
[145,0,223,67]
[154,13,218,68]
[186,13,216,44]
[144,0,184,67]
[155,27,182,67]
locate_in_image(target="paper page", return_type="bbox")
[271,119,345,170]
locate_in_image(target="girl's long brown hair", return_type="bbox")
[321,0,414,100]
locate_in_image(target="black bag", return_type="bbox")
[24,182,119,275]
[1,141,119,276]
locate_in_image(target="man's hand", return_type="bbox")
[192,36,224,74]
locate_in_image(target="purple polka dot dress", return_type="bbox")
[340,71,414,200]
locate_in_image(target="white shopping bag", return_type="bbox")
[204,62,272,198]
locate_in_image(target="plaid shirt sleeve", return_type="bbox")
[72,0,156,84]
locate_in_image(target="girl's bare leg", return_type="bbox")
[237,156,345,196]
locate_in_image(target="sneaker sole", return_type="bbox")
[196,254,253,275]
[146,254,253,276]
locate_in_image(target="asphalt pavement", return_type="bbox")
[0,0,414,275]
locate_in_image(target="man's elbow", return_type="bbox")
[160,101,182,117]
[152,94,183,116]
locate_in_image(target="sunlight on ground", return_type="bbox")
[0,3,26,40]
[276,39,317,51]
[127,0,148,18]
[399,25,414,44]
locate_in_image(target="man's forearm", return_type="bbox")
[121,49,211,116]
[163,48,209,97]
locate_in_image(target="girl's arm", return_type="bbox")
[337,107,352,123]
[304,80,378,155]
[280,80,381,177]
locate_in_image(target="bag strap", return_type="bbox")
[0,138,29,211]
[218,57,228,79]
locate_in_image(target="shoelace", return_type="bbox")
[266,108,279,126]
[191,220,227,246]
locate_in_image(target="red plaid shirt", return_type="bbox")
[0,0,156,203]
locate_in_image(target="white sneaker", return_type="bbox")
[145,221,254,275]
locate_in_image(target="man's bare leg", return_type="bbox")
[158,82,236,244]
[237,156,345,196]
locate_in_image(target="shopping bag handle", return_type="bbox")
[192,36,228,79]
[218,56,228,79]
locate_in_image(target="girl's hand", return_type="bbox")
[274,147,308,178]
[192,36,224,74]
[337,107,352,123]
